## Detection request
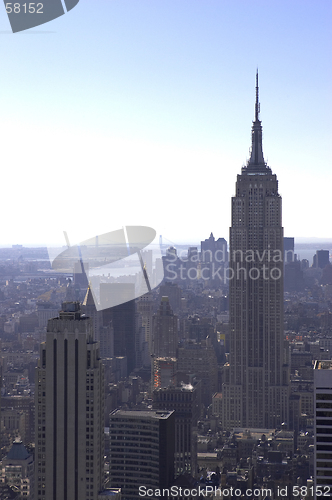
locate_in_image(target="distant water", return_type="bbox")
[89,265,141,278]
[294,242,332,265]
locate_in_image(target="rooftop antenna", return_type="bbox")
[255,68,260,121]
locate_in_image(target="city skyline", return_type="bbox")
[0,0,331,246]
[0,6,331,488]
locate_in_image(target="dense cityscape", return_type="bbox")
[0,80,331,500]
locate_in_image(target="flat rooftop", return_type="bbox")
[110,409,174,419]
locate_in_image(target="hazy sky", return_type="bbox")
[0,0,331,246]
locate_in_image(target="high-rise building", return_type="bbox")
[314,360,332,499]
[162,246,182,284]
[177,338,218,407]
[152,297,178,358]
[313,250,330,269]
[201,233,228,263]
[109,409,175,500]
[159,283,182,315]
[136,292,154,357]
[101,284,136,375]
[222,72,289,429]
[152,357,177,390]
[284,237,295,263]
[35,302,105,500]
[200,233,228,286]
[152,381,200,477]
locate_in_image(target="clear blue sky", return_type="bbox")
[0,0,331,246]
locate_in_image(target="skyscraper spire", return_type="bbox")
[246,69,267,170]
[255,68,260,121]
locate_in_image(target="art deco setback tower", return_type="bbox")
[35,302,104,500]
[223,73,289,430]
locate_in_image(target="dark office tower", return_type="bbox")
[152,297,178,358]
[284,237,295,263]
[109,409,175,500]
[284,237,303,292]
[314,250,330,269]
[314,361,332,499]
[101,283,136,375]
[284,260,304,292]
[153,381,200,477]
[222,73,289,430]
[35,302,105,500]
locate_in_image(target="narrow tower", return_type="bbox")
[152,296,178,358]
[222,72,289,429]
[35,302,105,500]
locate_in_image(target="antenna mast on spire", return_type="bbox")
[255,69,260,121]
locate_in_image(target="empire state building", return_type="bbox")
[222,73,289,430]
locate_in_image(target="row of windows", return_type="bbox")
[316,394,332,401]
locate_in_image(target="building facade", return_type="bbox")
[222,73,289,429]
[314,360,332,499]
[101,284,136,375]
[109,409,175,500]
[152,382,200,477]
[152,297,178,358]
[177,339,218,407]
[35,302,104,500]
[152,357,177,390]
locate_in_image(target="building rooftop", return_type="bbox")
[110,409,174,420]
[6,440,30,461]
